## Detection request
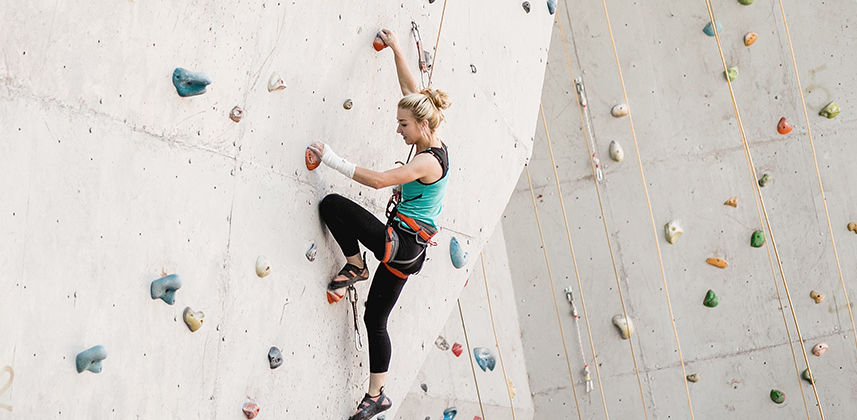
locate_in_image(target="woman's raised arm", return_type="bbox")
[378,29,418,96]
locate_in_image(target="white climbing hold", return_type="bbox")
[664,220,683,244]
[267,73,286,92]
[255,256,271,278]
[609,141,624,162]
[611,103,629,117]
[305,243,317,262]
[612,314,634,339]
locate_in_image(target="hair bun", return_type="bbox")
[420,88,451,110]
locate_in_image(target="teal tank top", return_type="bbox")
[396,144,449,230]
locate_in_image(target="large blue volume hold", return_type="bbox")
[172,68,212,97]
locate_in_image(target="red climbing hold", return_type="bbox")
[373,34,388,51]
[327,289,345,304]
[777,117,793,135]
[242,402,260,419]
[451,343,463,357]
[306,148,320,170]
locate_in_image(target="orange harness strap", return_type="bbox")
[383,263,409,279]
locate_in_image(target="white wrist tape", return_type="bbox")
[321,144,356,179]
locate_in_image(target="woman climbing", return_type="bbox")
[307,28,451,420]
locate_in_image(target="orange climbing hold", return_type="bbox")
[777,117,793,134]
[305,148,320,170]
[327,289,345,304]
[724,197,738,207]
[744,32,758,46]
[706,257,728,269]
[373,34,388,51]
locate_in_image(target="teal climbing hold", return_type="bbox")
[703,21,723,37]
[738,0,754,5]
[801,368,815,384]
[758,173,771,187]
[450,237,468,269]
[703,290,719,308]
[724,67,738,82]
[443,407,458,420]
[547,0,556,15]
[151,274,182,305]
[75,345,107,374]
[172,68,212,97]
[751,230,766,248]
[819,101,840,119]
[770,389,785,404]
[473,347,496,372]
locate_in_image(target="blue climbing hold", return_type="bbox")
[703,21,723,37]
[268,347,283,369]
[443,407,458,420]
[150,274,182,305]
[546,0,556,15]
[75,345,107,374]
[473,347,496,372]
[172,67,212,97]
[450,237,468,269]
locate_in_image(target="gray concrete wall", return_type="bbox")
[0,1,554,418]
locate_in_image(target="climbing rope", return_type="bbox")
[427,0,447,87]
[701,1,824,417]
[478,253,517,419]
[538,104,612,418]
[524,164,583,420]
[776,0,857,360]
[597,0,696,417]
[457,299,486,420]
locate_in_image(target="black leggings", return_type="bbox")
[319,193,426,373]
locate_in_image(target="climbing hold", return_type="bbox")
[267,73,286,92]
[420,383,428,392]
[451,343,463,357]
[810,290,825,304]
[268,347,283,369]
[770,389,785,404]
[435,335,450,351]
[819,101,840,119]
[687,373,699,383]
[522,1,531,13]
[724,197,738,207]
[450,237,468,269]
[744,32,758,46]
[664,220,683,244]
[609,141,624,162]
[812,342,828,356]
[470,64,477,74]
[473,347,496,372]
[255,256,271,278]
[373,34,388,52]
[507,378,516,398]
[305,148,320,171]
[75,345,107,374]
[343,99,353,110]
[611,103,629,117]
[703,289,719,307]
[724,67,738,82]
[751,230,766,248]
[738,0,754,5]
[777,117,793,134]
[612,314,634,339]
[758,173,771,187]
[305,243,317,262]
[443,407,458,420]
[150,274,182,305]
[848,222,857,233]
[182,307,204,332]
[172,68,212,97]
[242,402,260,419]
[546,0,556,14]
[703,21,723,37]
[801,368,814,384]
[229,106,244,123]
[706,257,728,269]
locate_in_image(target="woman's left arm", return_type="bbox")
[352,154,433,189]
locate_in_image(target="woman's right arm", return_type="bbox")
[378,29,418,96]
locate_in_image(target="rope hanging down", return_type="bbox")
[457,299,486,420]
[479,253,517,419]
[701,0,824,417]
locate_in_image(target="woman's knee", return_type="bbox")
[363,306,387,332]
[319,193,344,218]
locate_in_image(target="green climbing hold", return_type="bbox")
[819,101,840,119]
[751,230,766,248]
[758,173,771,187]
[738,0,754,5]
[801,368,815,384]
[770,389,785,404]
[703,21,723,37]
[704,290,719,308]
[724,67,738,82]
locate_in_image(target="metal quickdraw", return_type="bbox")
[564,286,593,393]
[348,285,363,351]
[574,77,603,183]
[411,21,432,89]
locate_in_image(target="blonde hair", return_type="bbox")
[398,88,451,132]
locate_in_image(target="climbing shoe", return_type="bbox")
[348,389,392,420]
[327,252,369,291]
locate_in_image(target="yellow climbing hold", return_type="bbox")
[724,197,738,207]
[706,257,728,269]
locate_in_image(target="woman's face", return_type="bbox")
[396,108,427,145]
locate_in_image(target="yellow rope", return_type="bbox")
[427,0,448,87]
[701,1,823,417]
[776,0,857,357]
[524,164,583,419]
[598,0,695,417]
[479,253,517,419]
[457,299,486,419]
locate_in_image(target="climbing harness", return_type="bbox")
[573,78,603,182]
[348,285,363,351]
[564,287,593,393]
[411,21,432,89]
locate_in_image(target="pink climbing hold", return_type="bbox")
[451,342,463,357]
[242,402,260,419]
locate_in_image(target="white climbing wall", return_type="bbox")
[0,1,554,418]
